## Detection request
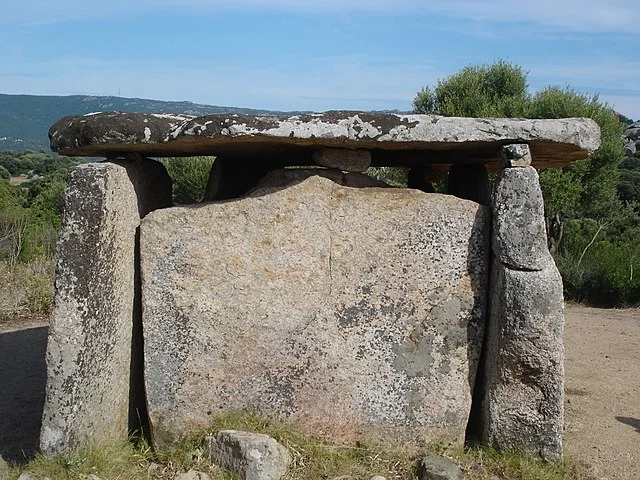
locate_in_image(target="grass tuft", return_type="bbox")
[8,412,596,480]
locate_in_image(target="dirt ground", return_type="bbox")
[563,305,640,479]
[0,306,638,477]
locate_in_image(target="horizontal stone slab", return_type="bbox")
[49,111,600,169]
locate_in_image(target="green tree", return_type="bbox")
[161,156,215,204]
[413,61,632,305]
[413,60,529,117]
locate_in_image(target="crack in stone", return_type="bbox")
[328,182,334,297]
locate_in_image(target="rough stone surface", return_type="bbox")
[492,167,550,271]
[206,431,291,480]
[175,470,211,480]
[481,257,565,459]
[49,112,600,169]
[17,474,39,480]
[40,160,171,455]
[418,452,464,480]
[141,175,490,446]
[313,148,372,172]
[500,143,532,168]
[250,168,389,193]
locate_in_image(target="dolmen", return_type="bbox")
[40,111,600,460]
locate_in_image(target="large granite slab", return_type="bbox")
[140,174,490,447]
[49,111,600,169]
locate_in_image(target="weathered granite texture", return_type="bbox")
[141,175,490,446]
[418,452,464,480]
[482,259,565,459]
[206,431,291,480]
[481,150,565,459]
[40,160,171,455]
[492,166,550,270]
[49,111,600,170]
[313,148,372,172]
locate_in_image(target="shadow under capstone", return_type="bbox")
[0,326,48,463]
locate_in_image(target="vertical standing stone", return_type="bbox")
[203,157,273,201]
[480,144,565,459]
[40,159,171,455]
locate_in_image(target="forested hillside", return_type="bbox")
[0,94,283,152]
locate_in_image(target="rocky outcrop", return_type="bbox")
[141,174,490,446]
[480,145,565,459]
[49,112,600,170]
[206,431,291,480]
[40,160,171,455]
[623,121,640,156]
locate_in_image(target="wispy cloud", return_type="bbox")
[0,55,436,111]
[5,0,640,33]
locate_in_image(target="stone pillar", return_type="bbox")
[40,159,171,455]
[481,144,565,459]
[448,164,490,205]
[203,157,273,201]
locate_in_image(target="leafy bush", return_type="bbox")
[161,156,215,204]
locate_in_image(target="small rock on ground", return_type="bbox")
[206,430,291,480]
[418,452,464,480]
[175,469,211,480]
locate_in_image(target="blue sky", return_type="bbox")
[1,1,639,119]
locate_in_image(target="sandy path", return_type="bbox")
[0,307,638,478]
[564,305,640,479]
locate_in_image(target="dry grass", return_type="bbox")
[0,257,54,320]
[8,412,595,480]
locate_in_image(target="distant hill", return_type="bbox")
[0,94,285,152]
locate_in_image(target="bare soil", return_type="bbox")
[563,305,640,479]
[0,306,638,478]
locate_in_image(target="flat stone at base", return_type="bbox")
[40,160,171,455]
[141,175,490,447]
[206,431,291,480]
[481,258,565,459]
[418,452,464,480]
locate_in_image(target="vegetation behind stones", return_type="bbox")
[1,62,639,311]
[414,60,640,307]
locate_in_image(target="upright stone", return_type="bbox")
[40,159,171,455]
[203,157,273,201]
[481,144,565,459]
[492,166,549,271]
[141,175,490,447]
